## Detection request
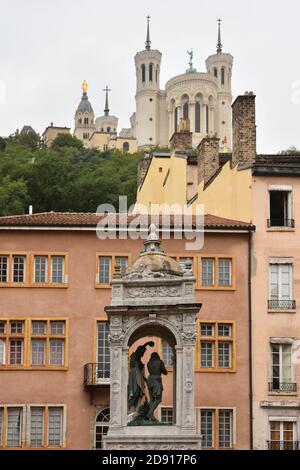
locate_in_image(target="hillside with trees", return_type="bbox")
[0,134,142,216]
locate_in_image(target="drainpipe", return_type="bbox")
[248,230,254,450]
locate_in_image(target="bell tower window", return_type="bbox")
[183,102,189,120]
[141,64,146,83]
[221,67,225,85]
[195,102,201,133]
[149,63,153,82]
[214,67,218,78]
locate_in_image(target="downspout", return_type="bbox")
[248,230,254,450]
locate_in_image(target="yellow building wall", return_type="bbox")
[136,154,188,213]
[109,138,137,154]
[88,133,110,151]
[193,162,252,223]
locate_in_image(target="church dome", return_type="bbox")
[123,225,184,279]
[76,92,94,114]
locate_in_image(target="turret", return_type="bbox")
[205,20,233,149]
[74,81,95,146]
[95,86,118,134]
[134,16,165,148]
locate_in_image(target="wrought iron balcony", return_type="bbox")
[267,441,299,450]
[267,218,295,228]
[84,363,110,388]
[268,382,297,393]
[268,300,296,310]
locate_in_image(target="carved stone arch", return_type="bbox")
[123,315,183,349]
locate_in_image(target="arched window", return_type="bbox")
[141,64,146,83]
[107,127,111,133]
[123,142,129,152]
[206,105,209,134]
[183,101,189,120]
[195,102,201,133]
[84,117,89,125]
[221,67,225,85]
[78,118,82,125]
[95,408,110,449]
[213,67,218,78]
[174,107,178,132]
[149,63,153,82]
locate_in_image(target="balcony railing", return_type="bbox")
[268,300,296,310]
[267,218,295,228]
[268,382,297,393]
[267,441,299,450]
[84,363,110,388]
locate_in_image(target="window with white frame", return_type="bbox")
[0,407,3,446]
[269,419,298,450]
[30,407,44,446]
[218,259,232,287]
[0,405,65,448]
[269,260,294,309]
[97,256,129,285]
[198,409,233,449]
[201,409,214,448]
[0,256,8,282]
[7,407,22,447]
[161,407,173,425]
[51,256,65,284]
[34,256,47,283]
[269,188,293,228]
[95,408,110,449]
[218,410,233,448]
[199,257,233,288]
[0,338,5,365]
[199,322,234,370]
[48,407,63,447]
[161,339,173,367]
[12,256,26,283]
[97,322,110,381]
[270,342,295,392]
[201,259,214,286]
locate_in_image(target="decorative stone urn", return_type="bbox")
[103,226,202,450]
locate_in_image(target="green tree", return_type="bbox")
[0,137,6,151]
[278,146,300,155]
[0,176,29,215]
[51,133,84,150]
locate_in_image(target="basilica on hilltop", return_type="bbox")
[43,18,233,152]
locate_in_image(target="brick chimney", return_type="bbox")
[197,136,220,185]
[170,130,192,153]
[232,92,256,167]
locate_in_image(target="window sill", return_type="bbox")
[196,287,236,292]
[0,366,68,371]
[267,228,295,233]
[0,283,68,288]
[268,309,296,314]
[196,368,236,374]
[268,392,298,397]
[95,284,111,289]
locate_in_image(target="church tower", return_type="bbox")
[74,80,95,146]
[205,20,233,149]
[135,17,166,148]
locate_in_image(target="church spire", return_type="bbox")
[103,85,111,117]
[145,15,151,50]
[217,18,223,54]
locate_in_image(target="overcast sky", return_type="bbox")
[0,0,299,153]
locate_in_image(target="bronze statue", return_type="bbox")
[128,341,155,412]
[145,352,168,421]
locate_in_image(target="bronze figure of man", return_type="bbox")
[128,341,154,412]
[145,352,168,421]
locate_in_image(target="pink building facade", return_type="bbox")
[0,213,253,450]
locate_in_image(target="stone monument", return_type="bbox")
[103,225,202,449]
